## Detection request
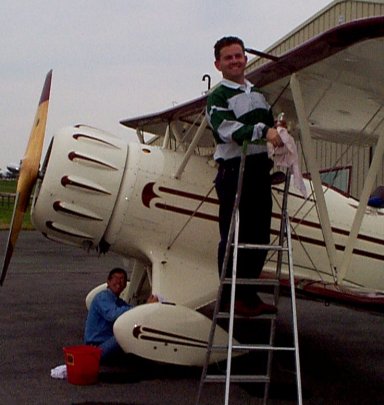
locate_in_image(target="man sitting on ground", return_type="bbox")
[84,267,158,364]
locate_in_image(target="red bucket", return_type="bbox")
[63,345,102,385]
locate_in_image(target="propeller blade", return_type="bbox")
[1,70,52,286]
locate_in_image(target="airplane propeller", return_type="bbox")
[0,70,52,286]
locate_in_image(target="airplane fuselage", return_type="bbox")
[32,125,384,310]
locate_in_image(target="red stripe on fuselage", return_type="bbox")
[142,182,384,261]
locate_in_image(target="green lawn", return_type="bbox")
[0,179,33,230]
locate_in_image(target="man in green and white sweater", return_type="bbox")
[207,36,282,317]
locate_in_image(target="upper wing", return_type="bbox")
[251,16,384,147]
[120,16,384,149]
[120,94,213,149]
[120,16,384,307]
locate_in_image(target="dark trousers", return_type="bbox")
[215,153,272,305]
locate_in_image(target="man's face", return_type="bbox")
[107,272,127,296]
[214,43,247,84]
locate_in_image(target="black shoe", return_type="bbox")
[271,171,286,185]
[234,300,277,317]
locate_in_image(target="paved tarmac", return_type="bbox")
[0,231,383,405]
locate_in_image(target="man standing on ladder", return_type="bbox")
[206,36,283,317]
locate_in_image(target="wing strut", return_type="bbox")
[290,73,339,283]
[338,126,384,282]
[170,121,187,152]
[162,124,171,149]
[174,117,208,179]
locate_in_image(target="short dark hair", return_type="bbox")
[108,267,127,281]
[214,36,245,61]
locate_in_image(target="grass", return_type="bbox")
[0,179,34,230]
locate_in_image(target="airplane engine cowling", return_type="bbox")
[31,125,128,249]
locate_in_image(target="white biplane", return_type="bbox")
[1,17,384,366]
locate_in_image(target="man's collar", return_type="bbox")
[221,78,253,91]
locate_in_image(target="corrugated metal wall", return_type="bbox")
[304,140,373,197]
[247,0,384,67]
[247,0,384,198]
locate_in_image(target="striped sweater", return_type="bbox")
[206,79,274,161]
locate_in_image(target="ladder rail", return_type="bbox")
[225,209,240,405]
[263,169,292,404]
[195,146,247,405]
[224,148,248,405]
[287,216,303,405]
[276,167,292,288]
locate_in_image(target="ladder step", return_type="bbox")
[217,311,276,320]
[236,243,289,251]
[211,344,296,352]
[232,344,296,352]
[223,277,279,286]
[204,374,270,383]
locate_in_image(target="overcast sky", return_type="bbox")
[1,0,331,170]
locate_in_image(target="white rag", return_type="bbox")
[50,364,67,379]
[268,127,307,198]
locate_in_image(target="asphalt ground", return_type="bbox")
[0,231,383,405]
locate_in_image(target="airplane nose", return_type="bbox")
[31,124,128,251]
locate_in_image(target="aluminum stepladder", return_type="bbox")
[196,144,303,405]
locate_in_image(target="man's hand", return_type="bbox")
[146,294,159,303]
[266,128,283,148]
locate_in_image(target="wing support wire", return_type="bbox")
[290,73,339,284]
[167,183,215,250]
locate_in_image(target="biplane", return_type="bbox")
[1,16,383,366]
